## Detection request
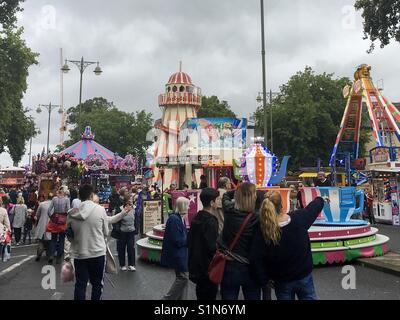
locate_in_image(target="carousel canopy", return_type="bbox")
[59,126,115,160]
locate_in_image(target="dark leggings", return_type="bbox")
[14,228,22,243]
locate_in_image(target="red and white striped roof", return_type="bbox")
[167,72,193,85]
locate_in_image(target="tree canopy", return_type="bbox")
[254,67,370,169]
[0,0,24,29]
[197,96,237,118]
[0,0,39,165]
[355,0,400,52]
[62,97,154,162]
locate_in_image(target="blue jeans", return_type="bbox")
[49,232,65,260]
[274,273,317,300]
[221,261,261,300]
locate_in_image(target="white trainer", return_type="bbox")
[121,266,127,271]
[128,266,136,272]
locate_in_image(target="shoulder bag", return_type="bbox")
[208,213,253,285]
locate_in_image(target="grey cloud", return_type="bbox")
[1,0,399,166]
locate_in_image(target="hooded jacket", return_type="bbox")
[67,200,109,260]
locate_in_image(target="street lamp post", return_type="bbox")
[159,167,165,224]
[260,0,268,145]
[61,57,102,133]
[36,103,63,154]
[256,90,278,151]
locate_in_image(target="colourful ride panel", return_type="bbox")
[300,187,366,225]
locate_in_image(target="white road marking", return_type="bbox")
[0,255,35,278]
[51,292,64,300]
[11,244,36,249]
[10,255,28,259]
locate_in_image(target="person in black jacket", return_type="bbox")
[315,172,332,187]
[220,182,260,300]
[250,191,326,300]
[187,188,219,300]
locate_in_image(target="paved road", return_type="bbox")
[0,224,399,300]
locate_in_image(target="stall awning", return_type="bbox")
[299,172,331,178]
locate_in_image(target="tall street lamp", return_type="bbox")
[36,103,63,154]
[260,0,268,145]
[256,90,279,152]
[61,57,102,133]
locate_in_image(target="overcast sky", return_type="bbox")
[1,0,400,167]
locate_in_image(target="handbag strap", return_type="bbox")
[228,213,253,251]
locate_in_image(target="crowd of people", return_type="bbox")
[0,173,378,300]
[159,178,328,300]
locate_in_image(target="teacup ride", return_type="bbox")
[300,187,389,265]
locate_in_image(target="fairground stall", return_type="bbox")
[366,146,400,226]
[0,167,26,187]
[59,126,138,194]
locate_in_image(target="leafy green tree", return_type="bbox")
[254,67,370,169]
[197,96,237,118]
[355,0,400,52]
[0,0,24,29]
[63,97,154,163]
[0,1,39,164]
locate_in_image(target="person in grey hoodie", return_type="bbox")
[34,194,53,262]
[67,185,131,300]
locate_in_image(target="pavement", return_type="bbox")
[0,223,399,300]
[355,223,400,277]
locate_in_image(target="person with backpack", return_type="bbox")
[250,191,326,300]
[188,188,219,300]
[47,187,70,264]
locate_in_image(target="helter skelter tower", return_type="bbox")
[153,63,202,187]
[330,64,400,168]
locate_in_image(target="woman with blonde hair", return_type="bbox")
[250,191,326,300]
[160,196,190,300]
[11,197,27,245]
[219,182,260,300]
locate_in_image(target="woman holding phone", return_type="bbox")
[116,198,136,271]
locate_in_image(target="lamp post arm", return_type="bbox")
[66,59,97,73]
